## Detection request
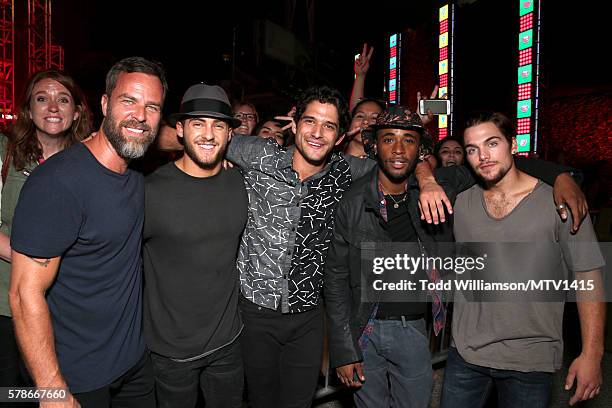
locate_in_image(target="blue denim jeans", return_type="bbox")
[441,347,552,408]
[354,318,433,408]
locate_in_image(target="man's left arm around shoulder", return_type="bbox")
[414,161,474,225]
[516,157,587,233]
[225,134,272,169]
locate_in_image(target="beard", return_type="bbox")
[477,161,512,185]
[102,105,157,160]
[183,137,227,169]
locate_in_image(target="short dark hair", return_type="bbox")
[253,118,282,135]
[464,112,515,144]
[294,86,350,136]
[105,56,168,100]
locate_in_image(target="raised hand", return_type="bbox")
[274,106,296,131]
[355,43,374,77]
[416,85,440,125]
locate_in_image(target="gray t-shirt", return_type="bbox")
[452,180,604,372]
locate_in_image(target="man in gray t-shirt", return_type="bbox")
[441,112,605,408]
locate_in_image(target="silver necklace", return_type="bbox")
[386,192,408,209]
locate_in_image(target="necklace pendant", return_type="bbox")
[393,203,399,209]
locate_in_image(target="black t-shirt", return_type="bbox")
[376,193,427,319]
[143,163,248,359]
[11,143,145,393]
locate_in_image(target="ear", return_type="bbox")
[176,121,184,139]
[101,94,109,117]
[511,137,518,155]
[228,128,233,142]
[291,119,297,135]
[73,108,80,122]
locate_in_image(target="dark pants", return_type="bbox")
[150,339,243,408]
[0,315,35,408]
[441,347,552,408]
[73,351,155,408]
[240,296,323,408]
[355,319,433,408]
[0,316,23,387]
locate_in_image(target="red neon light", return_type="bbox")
[389,90,396,101]
[438,128,448,139]
[520,13,533,32]
[518,48,532,66]
[439,73,448,88]
[440,20,448,34]
[518,83,531,100]
[517,118,531,134]
[390,47,396,58]
[439,47,448,61]
[390,69,396,80]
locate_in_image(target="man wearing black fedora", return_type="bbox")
[143,83,248,408]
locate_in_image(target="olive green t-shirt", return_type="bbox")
[0,134,38,317]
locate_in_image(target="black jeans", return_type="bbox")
[150,339,243,408]
[239,296,323,408]
[73,351,155,408]
[0,316,23,387]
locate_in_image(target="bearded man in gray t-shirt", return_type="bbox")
[441,112,605,408]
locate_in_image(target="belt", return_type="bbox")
[375,314,424,321]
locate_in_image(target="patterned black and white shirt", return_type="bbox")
[226,136,373,313]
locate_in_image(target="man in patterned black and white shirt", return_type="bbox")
[225,86,444,408]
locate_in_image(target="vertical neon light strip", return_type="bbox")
[533,0,541,151]
[388,33,401,105]
[516,0,540,153]
[438,4,452,140]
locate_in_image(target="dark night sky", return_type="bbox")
[51,0,608,121]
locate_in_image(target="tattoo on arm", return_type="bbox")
[28,257,51,268]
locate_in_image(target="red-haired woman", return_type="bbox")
[0,70,92,387]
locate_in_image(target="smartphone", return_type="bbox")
[419,99,450,115]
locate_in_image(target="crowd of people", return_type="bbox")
[0,47,605,408]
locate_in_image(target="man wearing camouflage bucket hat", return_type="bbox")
[324,105,473,407]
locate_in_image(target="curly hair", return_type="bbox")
[294,86,350,136]
[8,70,92,171]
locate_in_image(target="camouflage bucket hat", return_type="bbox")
[361,104,430,158]
[372,105,425,131]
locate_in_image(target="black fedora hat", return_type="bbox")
[168,83,241,128]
